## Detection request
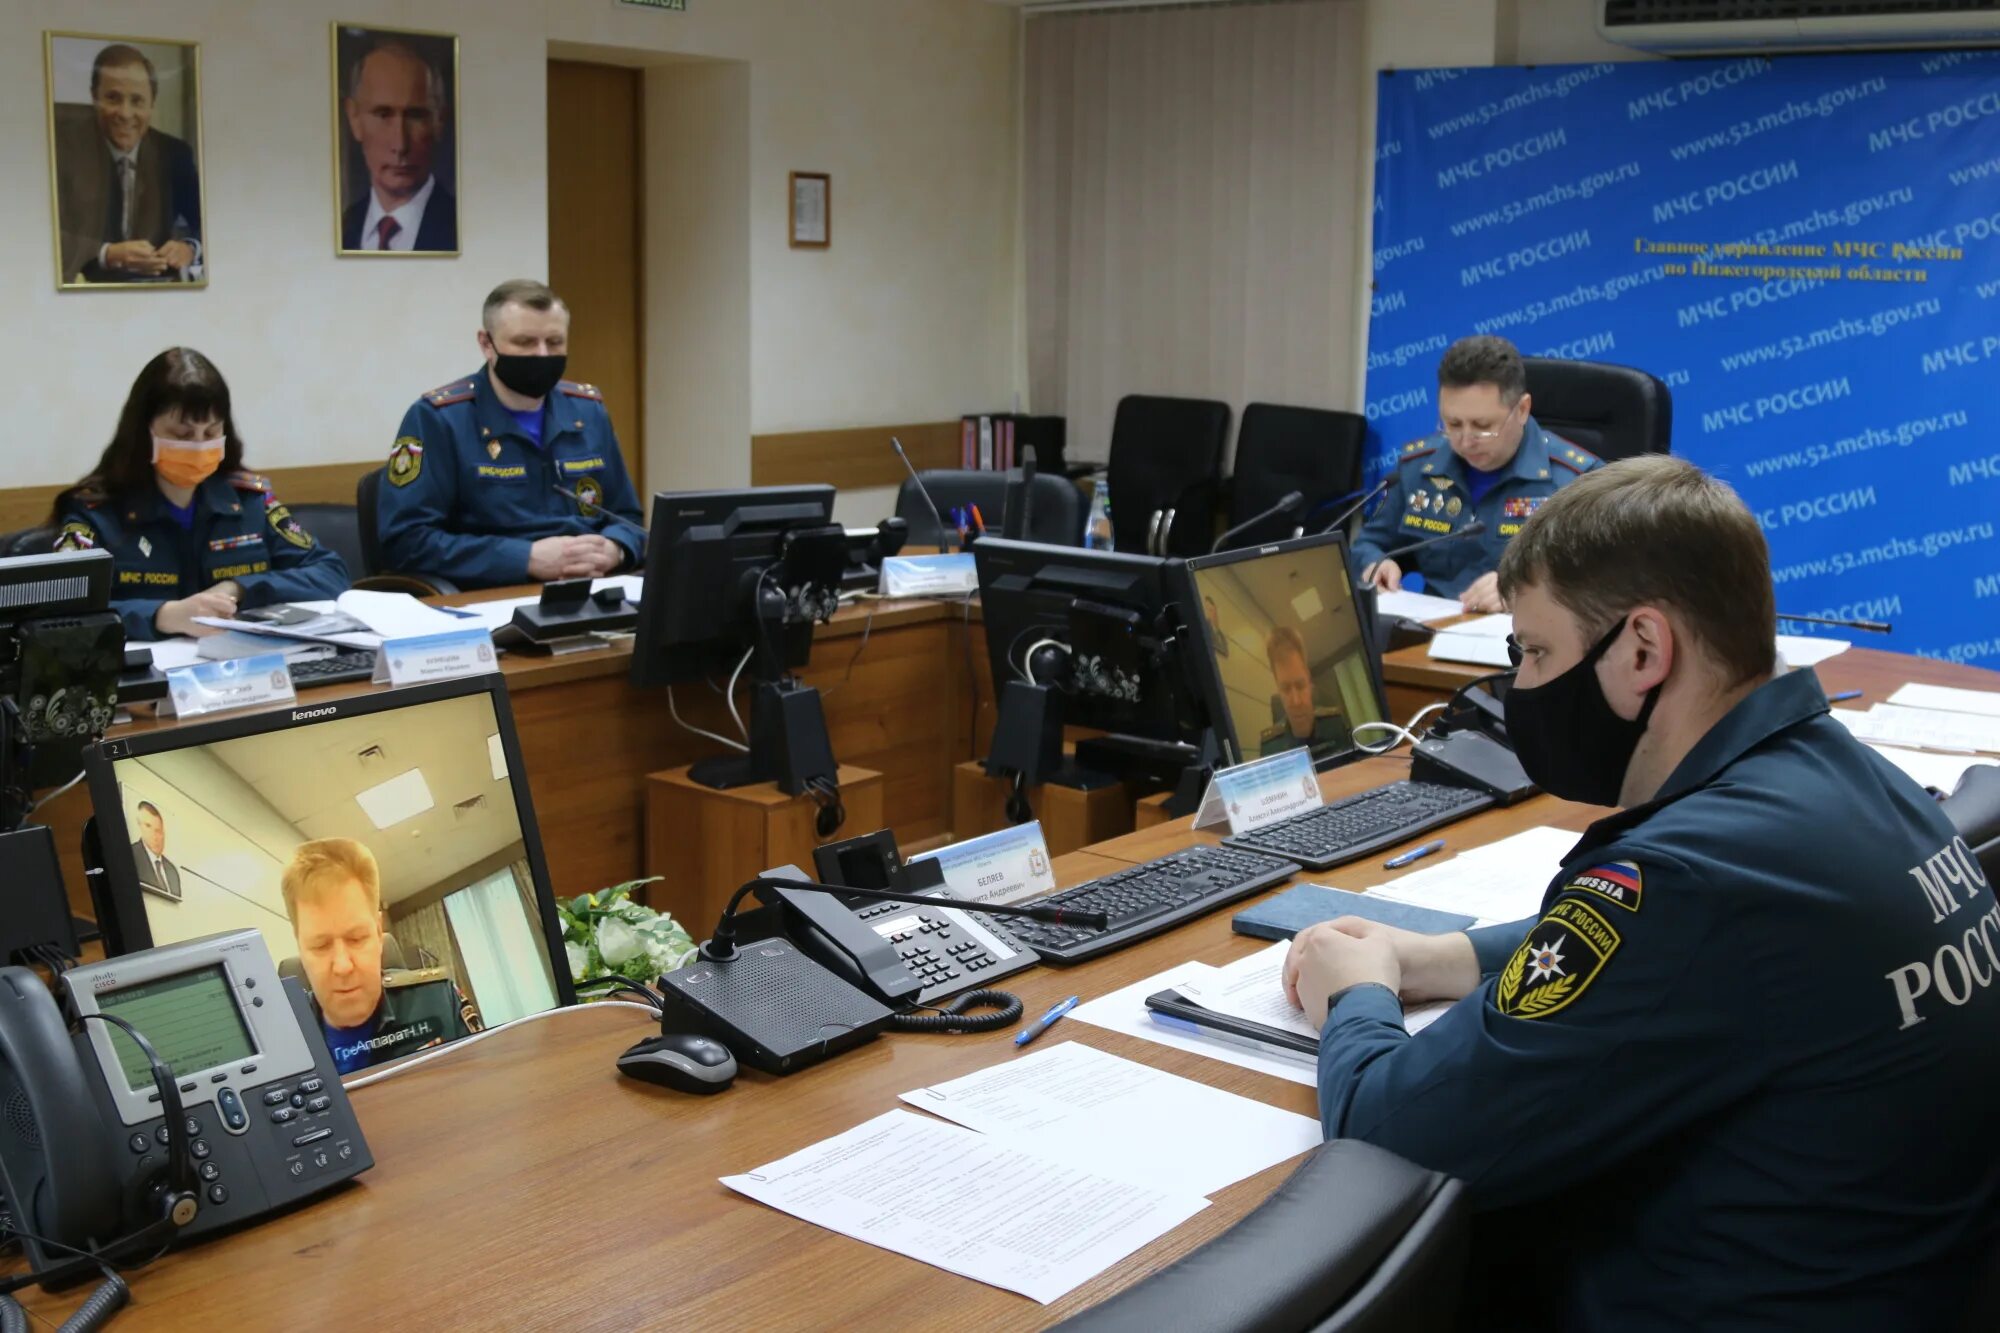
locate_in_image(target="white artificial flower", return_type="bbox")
[597,916,644,968]
[564,940,588,981]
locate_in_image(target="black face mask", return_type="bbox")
[490,353,567,400]
[1503,617,1660,807]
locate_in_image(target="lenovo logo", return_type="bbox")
[291,706,339,722]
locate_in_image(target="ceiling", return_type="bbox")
[203,693,523,904]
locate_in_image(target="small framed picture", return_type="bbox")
[790,171,829,249]
[332,23,460,256]
[44,32,208,290]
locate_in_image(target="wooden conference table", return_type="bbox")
[17,636,1997,1330]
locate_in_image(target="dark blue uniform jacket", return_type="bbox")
[376,367,644,588]
[1318,669,2000,1330]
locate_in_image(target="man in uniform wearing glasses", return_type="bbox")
[1352,334,1601,613]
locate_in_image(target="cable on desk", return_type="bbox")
[575,976,665,1016]
[723,644,754,743]
[890,989,1024,1034]
[668,685,748,753]
[28,770,87,817]
[340,1000,658,1092]
[819,595,880,700]
[1354,701,1449,756]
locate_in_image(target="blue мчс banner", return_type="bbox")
[1364,52,2000,667]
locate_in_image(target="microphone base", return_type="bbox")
[656,937,893,1075]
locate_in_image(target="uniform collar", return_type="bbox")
[1568,669,1828,856]
[1422,415,1553,488]
[124,475,242,525]
[471,365,548,445]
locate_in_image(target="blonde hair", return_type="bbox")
[1265,624,1310,671]
[280,838,382,926]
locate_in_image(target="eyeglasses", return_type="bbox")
[1438,400,1521,443]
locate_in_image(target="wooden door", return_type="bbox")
[547,61,644,492]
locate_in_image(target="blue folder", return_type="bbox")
[1232,883,1477,942]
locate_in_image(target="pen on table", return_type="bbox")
[1015,995,1080,1047]
[1828,690,1863,703]
[1384,839,1445,870]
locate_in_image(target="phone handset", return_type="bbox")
[761,880,923,1005]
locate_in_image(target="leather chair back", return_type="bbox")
[1051,1140,1468,1333]
[0,527,54,557]
[357,468,388,577]
[1522,357,1672,464]
[1106,395,1231,557]
[1231,403,1368,536]
[287,503,365,582]
[1942,763,2000,885]
[895,470,1085,547]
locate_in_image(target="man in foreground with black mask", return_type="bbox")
[377,279,644,586]
[1285,455,2000,1330]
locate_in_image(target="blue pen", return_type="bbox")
[1384,839,1445,870]
[1015,995,1081,1047]
[1828,690,1863,703]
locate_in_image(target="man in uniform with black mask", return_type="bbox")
[1284,455,2000,1330]
[376,279,644,587]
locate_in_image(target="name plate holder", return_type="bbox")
[165,653,297,718]
[908,820,1058,907]
[373,628,500,687]
[1193,748,1323,836]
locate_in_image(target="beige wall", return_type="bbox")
[2,0,1020,523]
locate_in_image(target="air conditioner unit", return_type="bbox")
[1598,1,2000,55]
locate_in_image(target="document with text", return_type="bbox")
[721,1108,1207,1304]
[900,1041,1320,1199]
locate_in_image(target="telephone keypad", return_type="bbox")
[199,1161,221,1182]
[262,1088,289,1107]
[189,1139,211,1160]
[207,1185,228,1205]
[128,1133,151,1154]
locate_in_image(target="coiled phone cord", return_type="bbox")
[889,989,1024,1034]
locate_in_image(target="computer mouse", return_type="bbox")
[616,1032,737,1095]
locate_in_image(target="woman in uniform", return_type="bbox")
[50,347,350,640]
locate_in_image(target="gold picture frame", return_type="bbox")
[790,171,830,249]
[43,31,208,291]
[331,22,461,257]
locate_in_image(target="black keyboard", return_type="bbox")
[288,651,378,687]
[1223,780,1494,870]
[1006,845,1299,964]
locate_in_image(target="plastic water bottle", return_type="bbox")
[1084,478,1114,551]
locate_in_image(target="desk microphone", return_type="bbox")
[551,486,649,541]
[891,437,955,552]
[1316,476,1393,536]
[1211,491,1305,554]
[700,875,1108,961]
[1777,611,1893,634]
[1371,520,1487,567]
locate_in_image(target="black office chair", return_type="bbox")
[1521,358,1673,464]
[1051,1140,1468,1333]
[1941,763,2000,884]
[356,468,459,595]
[1229,403,1369,542]
[0,526,53,557]
[895,468,1085,547]
[1105,395,1231,558]
[286,503,366,581]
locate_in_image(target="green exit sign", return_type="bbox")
[619,0,686,11]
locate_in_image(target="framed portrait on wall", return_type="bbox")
[790,171,829,249]
[44,32,207,290]
[332,23,459,256]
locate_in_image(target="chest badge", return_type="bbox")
[575,476,604,516]
[138,536,152,558]
[487,440,503,460]
[1446,496,1463,517]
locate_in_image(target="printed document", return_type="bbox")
[900,1041,1319,1199]
[722,1109,1206,1304]
[1367,825,1574,924]
[1179,940,1451,1039]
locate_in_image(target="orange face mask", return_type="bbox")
[153,435,225,488]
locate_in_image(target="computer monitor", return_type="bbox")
[0,549,121,818]
[83,674,575,1075]
[629,486,848,796]
[1177,531,1388,770]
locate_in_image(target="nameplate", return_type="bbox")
[1194,748,1323,835]
[879,554,978,598]
[165,653,297,718]
[909,820,1058,907]
[372,628,499,687]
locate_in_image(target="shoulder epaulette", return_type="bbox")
[1550,437,1602,474]
[426,377,477,408]
[558,380,604,402]
[226,470,272,493]
[1400,436,1436,460]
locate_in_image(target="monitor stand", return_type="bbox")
[688,678,837,796]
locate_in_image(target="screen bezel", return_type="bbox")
[1173,530,1388,771]
[82,673,578,1011]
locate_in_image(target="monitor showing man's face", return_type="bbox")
[293,877,385,1030]
[1270,641,1316,740]
[137,805,166,857]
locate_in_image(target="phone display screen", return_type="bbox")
[97,964,258,1091]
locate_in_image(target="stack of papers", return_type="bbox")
[1426,613,1513,667]
[1865,745,1990,793]
[1177,941,1452,1041]
[1833,706,2000,755]
[1888,684,2000,718]
[1775,635,1850,668]
[723,1043,1321,1304]
[1367,825,1573,925]
[1071,967,1318,1088]
[1375,589,1466,624]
